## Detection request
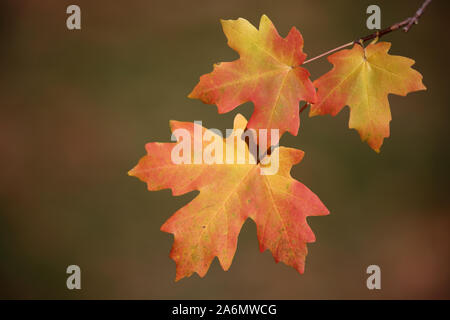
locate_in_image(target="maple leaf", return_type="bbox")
[129,114,329,281]
[310,41,426,152]
[188,15,316,145]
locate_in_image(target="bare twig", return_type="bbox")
[404,0,432,32]
[298,0,432,115]
[303,0,432,65]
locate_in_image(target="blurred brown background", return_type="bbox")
[0,0,449,299]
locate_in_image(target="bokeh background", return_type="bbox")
[1,0,449,299]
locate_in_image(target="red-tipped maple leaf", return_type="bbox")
[310,42,426,152]
[129,114,329,281]
[189,15,316,145]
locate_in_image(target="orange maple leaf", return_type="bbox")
[129,114,329,281]
[310,42,426,152]
[189,15,316,146]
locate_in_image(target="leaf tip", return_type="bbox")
[127,167,136,177]
[169,119,177,131]
[219,17,232,29]
[308,105,320,117]
[187,91,195,99]
[174,274,183,282]
[260,14,270,22]
[419,81,427,91]
[297,264,305,275]
[368,141,382,153]
[233,113,248,130]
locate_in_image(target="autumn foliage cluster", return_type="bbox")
[129,15,425,281]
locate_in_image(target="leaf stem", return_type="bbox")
[303,42,354,65]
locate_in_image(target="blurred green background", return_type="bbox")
[1,0,449,299]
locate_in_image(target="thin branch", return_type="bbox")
[299,0,432,115]
[303,0,432,65]
[404,0,432,32]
